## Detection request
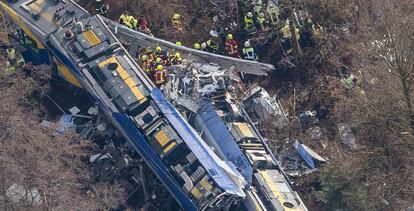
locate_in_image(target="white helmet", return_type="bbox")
[201,42,207,49]
[244,40,251,47]
[247,12,253,18]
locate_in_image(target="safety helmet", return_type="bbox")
[141,54,148,61]
[155,57,162,64]
[96,0,103,3]
[201,42,207,49]
[173,13,181,20]
[145,47,153,53]
[194,43,201,49]
[247,12,253,18]
[155,46,162,52]
[156,65,164,71]
[244,41,251,47]
[256,0,263,6]
[175,41,183,46]
[259,12,265,18]
[226,34,233,40]
[174,52,181,59]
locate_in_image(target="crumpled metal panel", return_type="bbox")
[151,88,246,197]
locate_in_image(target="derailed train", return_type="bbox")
[0,0,307,210]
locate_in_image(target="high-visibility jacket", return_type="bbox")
[242,47,258,61]
[7,48,16,60]
[206,40,218,52]
[119,14,128,24]
[119,15,133,28]
[281,25,291,38]
[154,70,165,85]
[244,16,254,31]
[141,61,151,73]
[267,6,279,25]
[172,18,183,31]
[5,61,16,75]
[131,18,138,30]
[225,39,239,57]
[17,55,25,66]
[257,17,268,30]
[253,5,262,15]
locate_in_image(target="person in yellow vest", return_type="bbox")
[154,65,166,86]
[170,52,183,65]
[194,43,201,50]
[130,16,139,30]
[140,54,152,75]
[172,13,183,32]
[7,48,16,61]
[119,11,133,28]
[244,12,255,32]
[257,13,269,32]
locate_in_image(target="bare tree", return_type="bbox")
[0,66,127,210]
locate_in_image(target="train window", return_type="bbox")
[108,62,118,70]
[283,202,295,208]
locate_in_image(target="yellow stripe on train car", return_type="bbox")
[27,0,53,22]
[53,57,82,88]
[0,2,45,49]
[83,30,101,46]
[259,170,302,211]
[99,56,147,103]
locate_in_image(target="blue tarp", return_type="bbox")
[151,89,245,197]
[196,100,253,186]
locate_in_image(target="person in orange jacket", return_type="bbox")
[225,34,240,58]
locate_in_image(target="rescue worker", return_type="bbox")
[154,65,166,86]
[137,16,153,36]
[138,16,148,31]
[253,0,263,16]
[172,13,183,32]
[205,39,219,53]
[194,43,201,50]
[225,34,240,58]
[140,55,152,74]
[5,60,16,75]
[341,74,357,89]
[170,52,183,65]
[119,11,133,28]
[95,0,108,16]
[242,41,258,61]
[312,23,324,38]
[257,13,269,32]
[280,19,299,54]
[155,46,163,58]
[145,47,155,62]
[7,48,16,61]
[152,57,165,70]
[244,12,255,32]
[267,3,279,25]
[300,16,314,47]
[130,16,139,30]
[201,42,207,51]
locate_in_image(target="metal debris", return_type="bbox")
[338,123,357,149]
